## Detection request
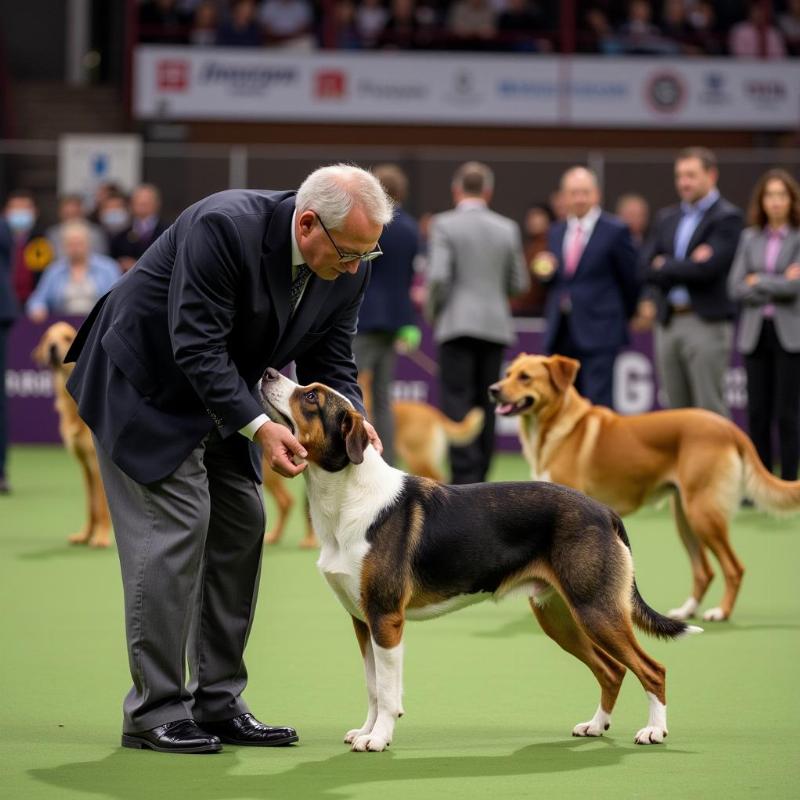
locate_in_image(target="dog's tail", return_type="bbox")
[736,426,800,513]
[439,407,485,446]
[614,515,703,640]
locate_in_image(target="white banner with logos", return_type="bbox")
[134,46,800,129]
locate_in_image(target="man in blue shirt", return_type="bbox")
[640,147,743,417]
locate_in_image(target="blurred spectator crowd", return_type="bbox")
[137,0,800,56]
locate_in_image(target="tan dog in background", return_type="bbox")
[262,399,484,547]
[490,353,800,622]
[32,322,112,548]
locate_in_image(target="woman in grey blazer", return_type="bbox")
[728,169,800,480]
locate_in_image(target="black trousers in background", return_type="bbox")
[0,323,10,480]
[439,336,504,484]
[744,319,800,481]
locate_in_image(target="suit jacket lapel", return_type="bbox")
[573,216,605,276]
[274,273,335,363]
[262,196,296,344]
[776,229,800,272]
[685,199,720,256]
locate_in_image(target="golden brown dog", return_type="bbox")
[32,322,112,548]
[262,400,484,547]
[490,353,800,622]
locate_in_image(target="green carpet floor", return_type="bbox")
[1,446,798,799]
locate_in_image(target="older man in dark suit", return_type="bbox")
[66,165,392,753]
[541,166,639,408]
[639,147,743,417]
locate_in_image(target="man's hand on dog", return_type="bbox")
[257,421,308,477]
[363,420,383,455]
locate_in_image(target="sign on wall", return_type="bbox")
[134,46,800,130]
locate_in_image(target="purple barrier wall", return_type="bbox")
[7,316,747,447]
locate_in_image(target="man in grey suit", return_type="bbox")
[426,162,529,483]
[66,165,392,753]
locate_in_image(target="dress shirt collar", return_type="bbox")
[766,223,789,239]
[566,205,602,234]
[456,198,487,211]
[680,188,719,217]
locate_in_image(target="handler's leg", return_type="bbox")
[188,433,266,722]
[94,437,211,733]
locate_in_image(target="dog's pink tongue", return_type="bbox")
[495,403,514,415]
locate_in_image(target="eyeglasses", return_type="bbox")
[314,211,383,263]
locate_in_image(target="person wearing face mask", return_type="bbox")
[3,190,54,307]
[109,184,168,273]
[98,190,131,239]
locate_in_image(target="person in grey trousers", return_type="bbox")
[728,168,800,480]
[426,161,529,484]
[65,165,390,753]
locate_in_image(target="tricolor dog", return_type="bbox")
[259,368,701,752]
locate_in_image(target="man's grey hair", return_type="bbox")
[296,164,395,230]
[452,161,495,196]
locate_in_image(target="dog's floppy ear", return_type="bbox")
[31,338,48,367]
[341,410,369,465]
[547,355,580,393]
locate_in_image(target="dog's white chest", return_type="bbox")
[317,540,370,621]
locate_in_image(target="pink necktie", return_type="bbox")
[565,223,585,277]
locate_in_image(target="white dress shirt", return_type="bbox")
[562,205,602,262]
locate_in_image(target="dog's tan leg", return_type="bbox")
[351,612,404,752]
[573,609,668,745]
[682,496,745,622]
[263,465,294,545]
[344,616,379,745]
[68,458,94,545]
[87,453,112,548]
[667,493,714,620]
[298,498,319,549]
[530,593,625,737]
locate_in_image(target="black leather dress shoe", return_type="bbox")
[121,719,222,753]
[200,713,299,746]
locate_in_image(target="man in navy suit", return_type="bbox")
[65,165,393,753]
[353,164,420,466]
[541,167,639,408]
[0,215,18,494]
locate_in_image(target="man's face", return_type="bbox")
[675,157,716,204]
[63,228,91,263]
[562,171,600,219]
[296,206,382,281]
[131,188,158,220]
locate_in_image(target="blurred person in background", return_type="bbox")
[352,164,420,465]
[497,0,548,51]
[3,190,53,307]
[110,184,168,273]
[640,147,743,417]
[46,194,108,260]
[356,0,389,46]
[617,0,678,55]
[510,202,554,317]
[539,167,639,408]
[728,169,800,481]
[139,0,192,43]
[87,181,124,224]
[26,222,121,323]
[779,0,800,54]
[380,0,423,48]
[189,0,219,45]
[0,212,17,494]
[615,192,650,248]
[97,189,131,240]
[331,0,364,48]
[729,1,787,58]
[216,0,263,46]
[259,0,315,47]
[446,0,497,47]
[426,161,528,483]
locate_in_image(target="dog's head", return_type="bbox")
[32,322,78,371]
[258,368,369,473]
[489,354,580,418]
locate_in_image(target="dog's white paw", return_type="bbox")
[572,720,608,737]
[344,727,371,744]
[634,726,667,745]
[667,597,698,620]
[351,733,390,752]
[702,606,728,622]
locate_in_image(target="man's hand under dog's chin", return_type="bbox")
[256,421,308,478]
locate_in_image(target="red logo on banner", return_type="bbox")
[315,70,347,98]
[157,60,190,92]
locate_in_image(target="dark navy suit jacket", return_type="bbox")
[0,220,19,324]
[543,212,639,354]
[357,207,418,334]
[66,190,368,485]
[639,196,743,325]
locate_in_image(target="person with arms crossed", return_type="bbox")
[728,168,800,480]
[66,164,392,754]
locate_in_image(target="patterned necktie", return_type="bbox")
[289,264,311,314]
